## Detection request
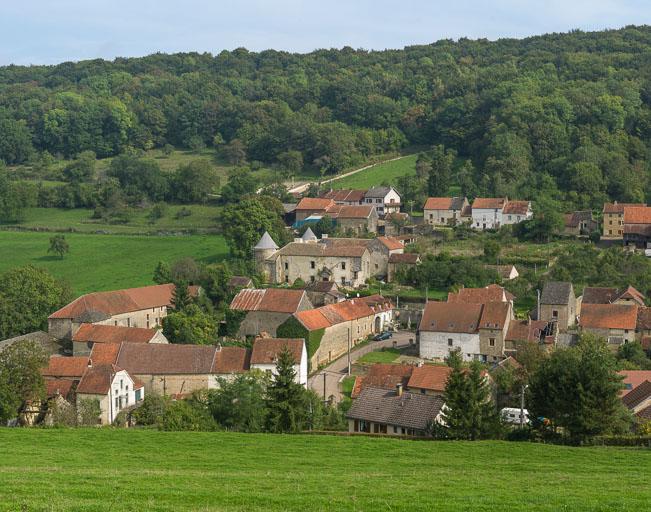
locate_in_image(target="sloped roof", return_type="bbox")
[407,365,452,393]
[304,281,339,293]
[89,343,122,366]
[540,282,573,305]
[423,197,455,210]
[42,356,89,378]
[619,286,646,305]
[619,370,651,397]
[622,381,651,410]
[212,346,251,374]
[301,227,318,241]
[365,186,394,198]
[272,240,368,258]
[505,319,549,343]
[419,302,483,334]
[294,308,332,330]
[478,302,511,330]
[296,197,335,211]
[76,364,122,395]
[227,276,253,289]
[0,330,63,356]
[447,284,513,304]
[254,231,279,250]
[582,287,620,305]
[45,379,74,399]
[251,338,304,365]
[321,189,366,202]
[603,202,645,214]
[49,284,199,320]
[472,198,507,209]
[330,205,375,219]
[347,387,444,431]
[351,364,414,399]
[377,236,404,251]
[230,288,308,314]
[388,253,420,264]
[503,200,531,215]
[624,206,651,224]
[580,303,638,330]
[637,308,651,330]
[72,324,157,345]
[564,211,594,228]
[294,297,384,331]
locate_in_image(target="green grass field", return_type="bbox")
[0,231,228,295]
[0,429,650,511]
[356,348,401,364]
[15,206,222,234]
[332,154,418,189]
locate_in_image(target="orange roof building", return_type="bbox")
[579,303,638,344]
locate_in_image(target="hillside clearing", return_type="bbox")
[0,231,228,295]
[0,429,649,511]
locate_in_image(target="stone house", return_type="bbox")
[602,202,646,240]
[406,365,452,396]
[364,186,402,217]
[250,337,308,386]
[227,276,254,291]
[387,253,421,282]
[471,198,507,230]
[294,197,336,221]
[582,285,646,307]
[564,211,598,237]
[423,197,469,227]
[539,281,578,331]
[279,295,394,368]
[502,200,533,225]
[504,319,556,355]
[48,283,199,340]
[229,288,313,338]
[350,363,414,399]
[71,323,168,356]
[382,212,411,236]
[347,385,444,436]
[623,206,651,248]
[105,342,250,396]
[579,303,638,345]
[418,300,513,363]
[447,284,514,305]
[328,204,379,234]
[303,281,345,307]
[255,233,394,287]
[485,264,519,281]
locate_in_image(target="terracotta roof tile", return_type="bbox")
[479,302,511,330]
[49,284,199,320]
[407,365,451,393]
[296,197,335,211]
[351,364,413,399]
[503,200,531,215]
[328,205,374,219]
[419,301,483,334]
[389,253,420,264]
[42,356,89,378]
[603,202,645,214]
[622,381,651,410]
[295,297,385,331]
[76,364,122,395]
[505,320,549,342]
[472,198,507,209]
[45,379,74,399]
[89,343,121,366]
[624,206,651,224]
[72,324,157,344]
[230,288,308,314]
[447,284,512,304]
[251,338,304,365]
[295,308,332,330]
[618,370,651,396]
[212,346,250,374]
[117,343,217,375]
[377,236,404,251]
[582,287,620,304]
[580,303,638,330]
[423,197,455,210]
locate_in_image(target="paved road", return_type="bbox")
[308,330,415,403]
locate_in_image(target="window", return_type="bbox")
[420,389,426,394]
[284,262,288,270]
[393,426,398,433]
[115,397,119,409]
[375,263,379,270]
[429,214,433,219]
[448,338,453,347]
[376,198,382,204]
[341,277,346,285]
[310,276,315,283]
[135,389,142,401]
[310,261,315,269]
[508,215,512,221]
[341,261,346,270]
[285,275,289,283]
[489,338,495,347]
[120,379,124,389]
[552,310,558,318]
[127,318,131,327]
[147,314,150,321]
[114,321,118,326]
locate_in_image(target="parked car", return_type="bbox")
[373,331,393,341]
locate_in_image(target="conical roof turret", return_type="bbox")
[254,231,279,250]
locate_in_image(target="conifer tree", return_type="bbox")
[266,347,304,433]
[171,281,191,312]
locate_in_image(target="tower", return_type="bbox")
[253,231,279,277]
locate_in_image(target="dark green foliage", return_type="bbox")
[170,281,192,311]
[426,145,455,197]
[153,261,172,284]
[482,239,500,262]
[441,350,502,440]
[219,168,257,203]
[0,340,47,423]
[616,342,651,370]
[277,316,324,362]
[529,334,631,441]
[132,393,170,426]
[401,252,499,290]
[172,160,220,203]
[47,234,69,259]
[107,154,169,202]
[62,151,96,183]
[208,373,270,432]
[163,304,218,345]
[0,266,70,339]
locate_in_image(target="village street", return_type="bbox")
[308,330,414,403]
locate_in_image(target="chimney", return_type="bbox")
[396,383,403,397]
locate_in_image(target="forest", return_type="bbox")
[2,26,651,209]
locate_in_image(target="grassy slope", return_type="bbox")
[356,348,401,364]
[1,429,650,511]
[0,231,228,295]
[331,154,418,189]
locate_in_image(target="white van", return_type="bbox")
[501,407,529,425]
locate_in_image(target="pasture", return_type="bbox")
[0,429,649,511]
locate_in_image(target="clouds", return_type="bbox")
[1,0,650,65]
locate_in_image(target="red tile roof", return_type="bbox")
[619,286,646,305]
[251,338,304,365]
[230,288,308,314]
[503,200,531,215]
[407,365,452,393]
[76,364,122,395]
[472,198,507,209]
[212,346,251,374]
[377,236,404,251]
[351,364,414,398]
[294,308,332,330]
[424,197,456,210]
[49,284,199,320]
[478,302,511,330]
[505,320,549,342]
[447,284,513,304]
[295,197,335,211]
[321,189,366,202]
[42,356,89,378]
[579,303,638,330]
[89,343,121,366]
[420,302,483,334]
[294,297,388,331]
[328,205,375,219]
[622,381,651,410]
[72,324,157,344]
[388,253,421,264]
[624,206,651,225]
[619,370,651,396]
[603,202,645,214]
[45,379,74,399]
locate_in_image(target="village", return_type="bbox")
[2,188,651,439]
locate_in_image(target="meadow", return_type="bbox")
[0,231,228,295]
[0,429,650,511]
[331,154,417,189]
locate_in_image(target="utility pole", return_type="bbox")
[520,384,528,428]
[347,327,352,376]
[323,372,327,402]
[536,289,541,320]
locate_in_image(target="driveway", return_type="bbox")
[308,330,415,403]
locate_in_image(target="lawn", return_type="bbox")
[15,205,222,234]
[1,429,650,511]
[356,348,402,364]
[0,231,228,295]
[331,154,418,189]
[341,376,356,397]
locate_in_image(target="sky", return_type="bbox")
[1,0,650,65]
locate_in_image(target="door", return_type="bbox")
[374,316,382,333]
